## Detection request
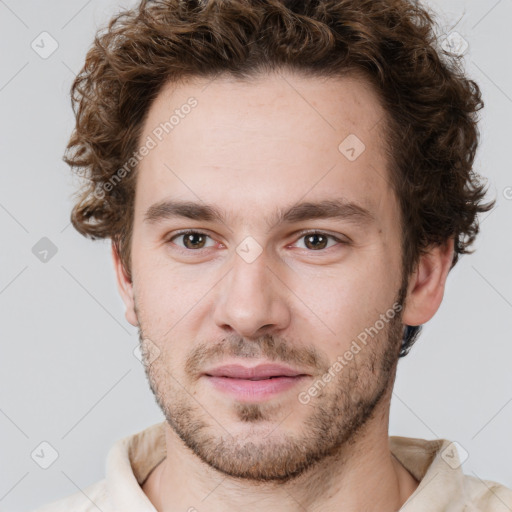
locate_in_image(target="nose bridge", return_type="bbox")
[213,246,289,336]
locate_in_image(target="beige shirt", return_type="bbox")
[33,421,512,512]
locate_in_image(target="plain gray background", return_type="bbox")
[0,0,511,510]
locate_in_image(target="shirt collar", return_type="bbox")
[389,435,467,510]
[106,422,166,511]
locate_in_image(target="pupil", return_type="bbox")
[307,234,326,250]
[185,233,204,249]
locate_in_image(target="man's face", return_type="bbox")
[125,70,408,482]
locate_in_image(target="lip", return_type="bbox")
[202,363,311,402]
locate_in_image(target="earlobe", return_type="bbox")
[401,237,455,327]
[111,241,138,327]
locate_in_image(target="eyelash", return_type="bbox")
[167,229,349,253]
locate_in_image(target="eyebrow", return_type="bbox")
[143,197,375,230]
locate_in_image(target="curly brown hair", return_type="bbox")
[64,0,494,357]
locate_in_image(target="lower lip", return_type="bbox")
[204,375,307,401]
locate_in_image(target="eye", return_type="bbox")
[291,231,348,251]
[168,230,217,250]
[166,229,348,253]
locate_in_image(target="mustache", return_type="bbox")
[184,333,329,378]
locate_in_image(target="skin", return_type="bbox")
[112,69,454,511]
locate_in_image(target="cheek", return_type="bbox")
[300,252,400,351]
[131,258,175,330]
[132,255,213,338]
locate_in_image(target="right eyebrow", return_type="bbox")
[144,200,224,224]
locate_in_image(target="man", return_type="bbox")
[34,0,511,510]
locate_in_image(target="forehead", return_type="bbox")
[134,70,394,224]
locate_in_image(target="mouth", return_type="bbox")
[203,363,310,379]
[201,363,311,401]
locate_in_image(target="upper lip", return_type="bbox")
[203,363,310,379]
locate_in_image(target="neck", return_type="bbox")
[142,403,419,511]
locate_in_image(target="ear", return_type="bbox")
[401,237,455,326]
[111,241,138,327]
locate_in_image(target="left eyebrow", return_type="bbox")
[143,197,375,230]
[269,198,375,230]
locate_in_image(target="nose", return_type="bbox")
[212,248,291,339]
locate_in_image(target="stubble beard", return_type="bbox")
[136,281,407,483]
